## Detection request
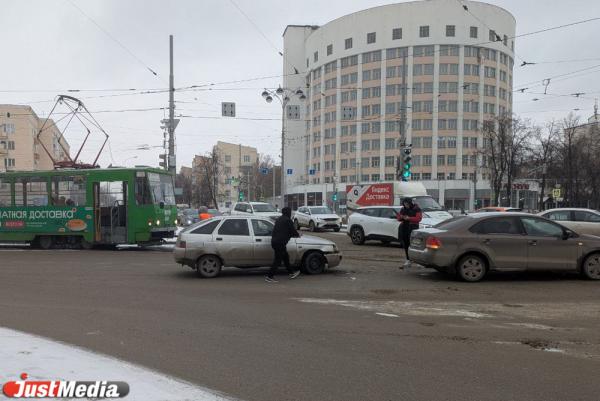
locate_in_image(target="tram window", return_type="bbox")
[14,182,24,206]
[135,176,152,205]
[0,180,11,206]
[25,178,49,206]
[100,181,125,207]
[52,176,86,206]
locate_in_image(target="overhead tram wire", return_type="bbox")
[65,0,159,78]
[228,0,301,75]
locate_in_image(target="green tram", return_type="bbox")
[0,167,177,249]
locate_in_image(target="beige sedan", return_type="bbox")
[173,216,342,278]
[408,212,600,282]
[538,208,600,237]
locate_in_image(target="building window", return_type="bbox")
[385,156,395,167]
[446,25,455,37]
[489,29,498,42]
[448,155,456,166]
[367,32,376,44]
[314,51,318,62]
[439,45,459,57]
[327,44,333,56]
[385,173,395,181]
[3,123,15,134]
[422,173,431,180]
[419,26,429,38]
[423,155,432,166]
[437,155,445,166]
[371,157,380,168]
[243,155,251,163]
[4,158,15,168]
[371,174,380,182]
[224,155,231,163]
[470,26,478,38]
[392,28,402,40]
[345,38,353,49]
[7,141,15,150]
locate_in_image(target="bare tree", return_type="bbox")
[194,149,222,208]
[529,121,559,209]
[481,115,531,206]
[560,114,582,206]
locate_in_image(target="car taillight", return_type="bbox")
[177,240,186,249]
[426,236,442,249]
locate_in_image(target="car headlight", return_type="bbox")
[332,244,339,253]
[420,223,432,228]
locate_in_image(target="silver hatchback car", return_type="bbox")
[174,216,342,278]
[408,212,600,282]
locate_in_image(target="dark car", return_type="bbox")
[408,212,600,282]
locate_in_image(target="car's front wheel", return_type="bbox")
[334,227,341,232]
[294,219,300,230]
[196,255,222,278]
[303,252,326,274]
[309,221,316,232]
[456,254,487,282]
[581,253,600,280]
[350,226,365,245]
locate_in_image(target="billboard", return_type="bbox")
[345,183,394,210]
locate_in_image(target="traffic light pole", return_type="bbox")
[397,53,408,180]
[168,35,176,176]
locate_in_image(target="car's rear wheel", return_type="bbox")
[309,221,316,232]
[350,226,365,245]
[581,253,600,280]
[294,219,300,230]
[334,227,340,232]
[196,255,222,278]
[303,252,326,274]
[456,254,487,282]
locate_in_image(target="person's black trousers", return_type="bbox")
[268,242,295,277]
[401,227,413,260]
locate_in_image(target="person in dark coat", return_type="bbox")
[397,197,422,269]
[266,207,301,282]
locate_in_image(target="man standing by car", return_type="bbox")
[397,197,422,269]
[265,207,300,283]
[266,207,301,282]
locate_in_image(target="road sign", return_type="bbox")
[221,102,236,117]
[260,168,269,175]
[286,169,293,175]
[552,188,561,198]
[286,105,300,120]
[160,118,180,129]
[309,169,316,175]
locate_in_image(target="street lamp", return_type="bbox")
[261,86,306,206]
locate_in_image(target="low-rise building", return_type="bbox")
[0,105,70,172]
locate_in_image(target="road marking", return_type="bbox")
[295,298,491,318]
[0,327,239,401]
[375,313,399,318]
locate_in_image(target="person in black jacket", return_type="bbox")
[266,207,301,282]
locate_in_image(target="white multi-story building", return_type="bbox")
[282,0,517,210]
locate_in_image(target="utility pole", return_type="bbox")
[168,35,176,176]
[396,52,408,179]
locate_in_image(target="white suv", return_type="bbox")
[347,206,402,245]
[294,206,341,232]
[347,202,452,246]
[230,202,281,221]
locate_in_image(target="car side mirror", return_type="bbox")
[159,201,165,209]
[562,230,571,240]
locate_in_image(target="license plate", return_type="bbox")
[412,238,422,245]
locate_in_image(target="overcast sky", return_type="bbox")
[2,0,600,169]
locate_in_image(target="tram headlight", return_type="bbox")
[156,219,161,226]
[147,220,152,226]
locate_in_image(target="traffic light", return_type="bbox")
[401,145,412,181]
[159,154,167,168]
[238,191,244,201]
[332,192,338,202]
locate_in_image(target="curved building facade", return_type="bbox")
[282,0,516,210]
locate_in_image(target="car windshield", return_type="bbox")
[310,207,333,214]
[148,173,176,205]
[183,209,198,216]
[434,216,468,230]
[412,196,443,212]
[253,204,277,212]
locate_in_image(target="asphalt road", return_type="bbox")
[0,232,599,401]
